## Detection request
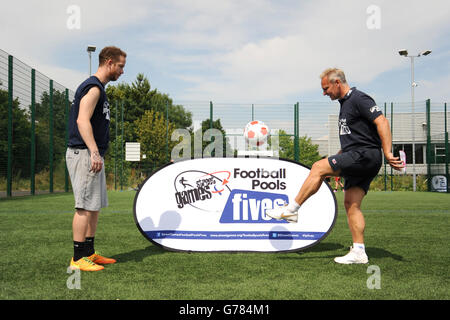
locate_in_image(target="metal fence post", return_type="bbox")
[31,69,36,195]
[294,102,299,162]
[445,102,449,193]
[426,99,431,191]
[7,55,13,197]
[390,102,394,191]
[114,101,118,191]
[121,100,124,191]
[49,79,54,193]
[384,102,387,191]
[64,88,69,193]
[209,101,213,129]
[166,100,169,163]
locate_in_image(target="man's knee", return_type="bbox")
[75,209,88,216]
[75,209,99,216]
[344,199,360,212]
[344,187,365,212]
[311,159,336,177]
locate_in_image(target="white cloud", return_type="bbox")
[171,0,450,102]
[1,0,449,103]
[1,0,151,90]
[414,75,450,103]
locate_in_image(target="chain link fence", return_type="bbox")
[1,49,448,196]
[0,49,75,197]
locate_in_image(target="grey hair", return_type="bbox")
[320,68,347,84]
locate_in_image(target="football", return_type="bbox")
[244,120,270,147]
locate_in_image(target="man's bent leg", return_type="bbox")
[266,157,340,222]
[294,157,340,206]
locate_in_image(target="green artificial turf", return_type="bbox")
[1,191,449,300]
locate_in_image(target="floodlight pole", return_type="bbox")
[87,45,96,76]
[399,49,431,192]
[88,51,92,76]
[410,55,416,192]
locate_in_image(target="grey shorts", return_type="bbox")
[66,148,108,211]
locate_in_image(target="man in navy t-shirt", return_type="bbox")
[267,68,404,264]
[68,76,110,157]
[66,46,126,271]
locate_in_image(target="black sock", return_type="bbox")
[84,237,95,256]
[73,241,85,261]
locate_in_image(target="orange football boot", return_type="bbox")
[70,257,104,271]
[87,252,117,265]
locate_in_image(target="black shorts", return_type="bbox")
[328,148,382,194]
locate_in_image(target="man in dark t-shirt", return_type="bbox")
[67,46,126,271]
[68,75,110,156]
[267,68,404,264]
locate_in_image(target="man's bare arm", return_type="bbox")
[373,115,404,171]
[77,86,103,172]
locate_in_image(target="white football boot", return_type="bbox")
[334,246,369,264]
[265,203,298,223]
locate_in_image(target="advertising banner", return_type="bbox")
[134,157,337,252]
[431,175,447,192]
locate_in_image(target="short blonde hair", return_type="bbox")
[320,68,347,84]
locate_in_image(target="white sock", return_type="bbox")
[353,243,365,253]
[287,201,300,213]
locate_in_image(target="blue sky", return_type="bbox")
[2,0,449,107]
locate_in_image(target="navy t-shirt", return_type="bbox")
[338,87,382,152]
[68,76,110,156]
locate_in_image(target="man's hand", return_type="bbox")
[385,152,404,171]
[90,151,103,173]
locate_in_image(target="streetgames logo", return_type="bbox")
[103,101,110,121]
[174,170,232,211]
[339,118,351,135]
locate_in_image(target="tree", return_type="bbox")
[193,119,234,158]
[276,130,321,167]
[134,109,177,171]
[276,130,295,160]
[298,135,322,167]
[0,86,31,178]
[105,73,193,177]
[34,90,67,173]
[106,73,192,143]
[0,85,70,179]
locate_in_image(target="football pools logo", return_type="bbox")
[174,170,289,223]
[220,189,289,223]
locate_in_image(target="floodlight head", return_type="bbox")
[398,49,408,56]
[87,45,96,53]
[421,50,432,56]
